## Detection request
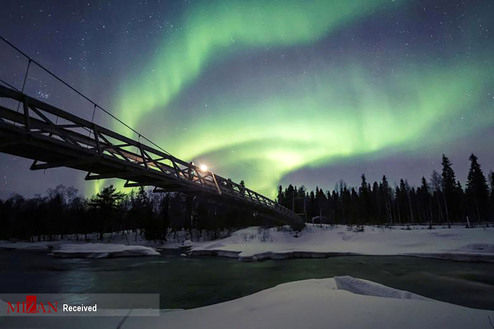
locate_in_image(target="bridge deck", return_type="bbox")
[0,85,303,228]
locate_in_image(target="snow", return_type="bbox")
[2,276,492,329]
[192,224,494,261]
[333,276,428,300]
[0,240,59,251]
[51,243,159,258]
[2,225,493,327]
[0,228,227,252]
[0,240,159,258]
[121,276,494,329]
[1,224,493,260]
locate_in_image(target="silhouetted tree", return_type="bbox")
[418,177,433,227]
[89,185,124,240]
[466,154,489,222]
[441,155,458,225]
[2,153,494,241]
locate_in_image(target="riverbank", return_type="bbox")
[1,224,493,261]
[191,224,494,262]
[0,241,160,258]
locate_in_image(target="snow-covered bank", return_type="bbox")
[2,224,493,260]
[0,241,160,258]
[2,276,492,329]
[51,243,159,258]
[122,276,492,329]
[0,240,59,251]
[0,228,228,255]
[192,224,494,262]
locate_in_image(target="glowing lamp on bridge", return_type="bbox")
[199,164,209,172]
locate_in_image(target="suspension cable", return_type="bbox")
[0,35,171,156]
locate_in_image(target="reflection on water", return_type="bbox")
[0,250,493,310]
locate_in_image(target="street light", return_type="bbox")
[199,164,208,172]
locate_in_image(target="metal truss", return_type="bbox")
[0,85,303,228]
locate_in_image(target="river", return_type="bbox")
[1,250,493,310]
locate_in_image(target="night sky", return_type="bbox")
[1,0,493,198]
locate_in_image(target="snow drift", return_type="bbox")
[3,276,492,329]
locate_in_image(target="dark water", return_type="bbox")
[1,250,494,310]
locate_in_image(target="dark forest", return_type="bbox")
[2,154,493,241]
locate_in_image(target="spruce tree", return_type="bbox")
[441,154,458,224]
[380,176,392,224]
[466,154,489,222]
[430,170,444,223]
[419,177,433,227]
[359,174,371,221]
[277,185,284,204]
[490,172,494,221]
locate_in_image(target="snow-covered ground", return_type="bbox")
[0,228,223,257]
[192,224,494,261]
[0,229,191,258]
[2,276,493,329]
[0,229,200,250]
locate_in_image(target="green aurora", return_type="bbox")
[116,0,402,128]
[108,0,494,197]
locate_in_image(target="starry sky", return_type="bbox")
[0,0,493,199]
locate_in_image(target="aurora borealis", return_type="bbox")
[1,0,494,198]
[116,0,401,128]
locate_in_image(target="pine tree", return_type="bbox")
[489,172,494,221]
[466,154,489,222]
[430,170,444,223]
[359,174,371,222]
[277,185,284,204]
[397,179,413,223]
[380,176,392,224]
[372,181,381,223]
[315,187,327,222]
[89,185,124,240]
[286,184,295,211]
[418,177,433,227]
[441,155,458,225]
[90,185,124,209]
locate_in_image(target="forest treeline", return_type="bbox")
[278,154,494,226]
[0,184,259,241]
[1,154,493,241]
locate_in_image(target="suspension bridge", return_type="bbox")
[0,36,304,229]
